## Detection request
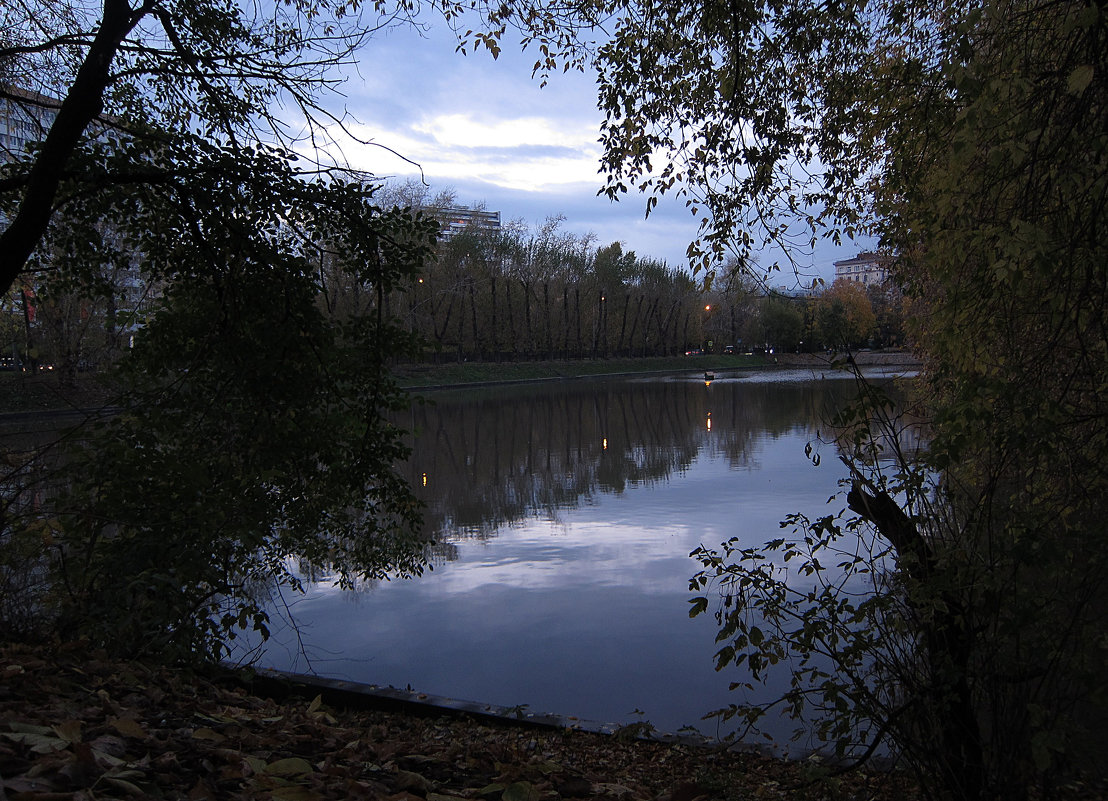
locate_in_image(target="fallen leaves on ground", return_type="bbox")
[0,641,917,801]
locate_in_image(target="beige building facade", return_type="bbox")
[833,251,889,286]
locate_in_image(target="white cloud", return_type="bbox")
[336,117,601,192]
[334,87,603,190]
[306,19,865,280]
[415,113,595,152]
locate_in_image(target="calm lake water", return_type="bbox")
[250,366,913,746]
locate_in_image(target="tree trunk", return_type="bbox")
[562,285,570,357]
[617,293,630,356]
[435,293,455,348]
[0,0,141,295]
[575,287,584,357]
[505,280,516,358]
[456,285,465,361]
[592,293,602,357]
[847,483,985,801]
[468,281,480,360]
[642,298,659,356]
[490,275,499,361]
[521,280,533,359]
[656,300,679,356]
[543,282,553,360]
[626,295,643,358]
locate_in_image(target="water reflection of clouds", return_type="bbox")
[256,374,910,738]
[430,521,700,593]
[291,426,845,600]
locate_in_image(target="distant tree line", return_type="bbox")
[317,184,909,365]
[4,207,908,374]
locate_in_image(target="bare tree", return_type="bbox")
[0,0,426,295]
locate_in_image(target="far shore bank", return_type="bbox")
[394,349,921,390]
[0,350,921,417]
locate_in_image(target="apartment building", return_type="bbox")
[833,251,889,286]
[0,85,61,161]
[1,84,155,365]
[436,207,501,242]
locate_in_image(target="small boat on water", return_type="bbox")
[704,371,715,381]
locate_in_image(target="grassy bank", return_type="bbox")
[0,351,915,412]
[391,349,923,389]
[393,353,770,389]
[0,356,766,413]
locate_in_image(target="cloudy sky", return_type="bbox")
[319,16,866,287]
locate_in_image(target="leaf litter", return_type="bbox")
[0,641,921,801]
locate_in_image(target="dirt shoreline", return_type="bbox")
[0,642,922,801]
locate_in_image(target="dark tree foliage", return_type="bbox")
[0,0,447,659]
[462,0,1108,797]
[3,133,437,660]
[0,0,442,294]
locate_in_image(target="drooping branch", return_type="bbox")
[846,480,932,576]
[846,477,983,801]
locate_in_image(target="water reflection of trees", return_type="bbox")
[400,375,891,549]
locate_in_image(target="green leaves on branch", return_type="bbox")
[478,0,1108,794]
[30,134,437,662]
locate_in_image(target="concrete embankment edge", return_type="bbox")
[233,666,720,749]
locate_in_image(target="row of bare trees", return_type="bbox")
[354,188,907,362]
[412,231,691,361]
[328,200,722,362]
[429,226,698,360]
[383,217,908,362]
[4,175,905,374]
